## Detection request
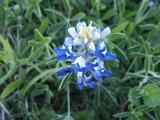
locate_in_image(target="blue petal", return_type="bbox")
[69,54,76,60]
[149,1,158,8]
[73,64,87,74]
[55,54,68,60]
[87,80,97,89]
[95,48,105,59]
[73,64,81,73]
[101,69,112,78]
[86,77,96,89]
[105,53,117,61]
[77,76,85,89]
[58,67,73,76]
[86,62,95,71]
[54,48,66,54]
[54,47,76,60]
[93,72,102,82]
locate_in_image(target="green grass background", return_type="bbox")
[0,0,160,119]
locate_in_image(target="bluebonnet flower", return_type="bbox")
[54,21,117,89]
[0,0,3,3]
[149,0,158,8]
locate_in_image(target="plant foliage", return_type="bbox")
[0,0,160,120]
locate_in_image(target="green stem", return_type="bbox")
[67,85,71,120]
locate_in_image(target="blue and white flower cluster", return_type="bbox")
[54,21,117,89]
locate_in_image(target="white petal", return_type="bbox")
[98,41,106,49]
[94,66,99,71]
[77,22,86,32]
[73,37,83,45]
[88,41,95,51]
[78,72,83,77]
[64,37,73,46]
[98,60,104,69]
[66,52,70,57]
[100,27,111,39]
[102,49,107,55]
[74,56,86,68]
[68,45,72,52]
[92,28,100,40]
[98,41,107,55]
[62,45,65,49]
[68,27,78,38]
[84,38,89,44]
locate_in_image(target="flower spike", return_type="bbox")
[54,21,117,89]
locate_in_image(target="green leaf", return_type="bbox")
[28,46,44,60]
[128,87,140,107]
[102,8,116,20]
[34,4,42,19]
[144,84,160,108]
[0,35,15,63]
[1,79,24,98]
[21,68,59,95]
[113,112,131,118]
[139,24,158,30]
[114,44,129,61]
[102,86,119,106]
[34,29,51,45]
[73,110,95,120]
[155,44,160,53]
[63,0,71,16]
[30,0,42,5]
[45,8,66,19]
[155,107,160,120]
[71,12,86,21]
[25,5,34,17]
[144,57,151,74]
[39,18,49,34]
[58,74,73,91]
[108,32,127,41]
[127,22,134,35]
[112,21,129,33]
[34,28,45,42]
[39,107,56,120]
[47,22,66,38]
[0,65,17,85]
